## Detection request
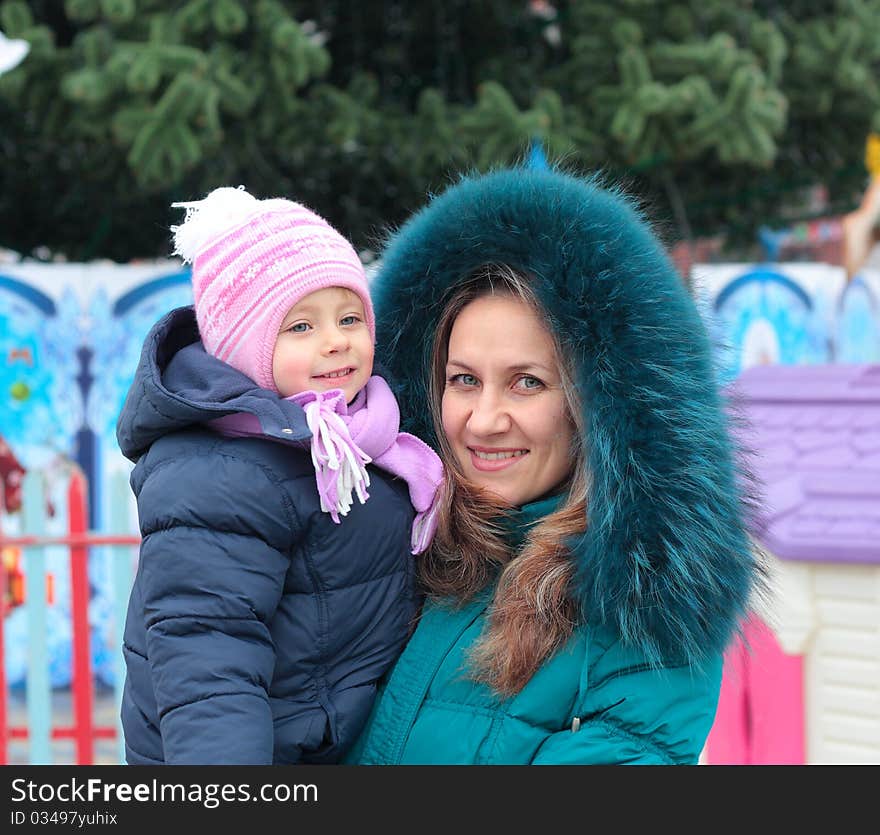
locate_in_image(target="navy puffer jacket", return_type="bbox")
[116,307,418,765]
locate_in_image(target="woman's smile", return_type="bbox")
[468,446,529,471]
[442,294,574,506]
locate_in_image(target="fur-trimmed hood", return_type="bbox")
[370,166,763,667]
[116,306,311,463]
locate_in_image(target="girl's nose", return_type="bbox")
[323,326,350,354]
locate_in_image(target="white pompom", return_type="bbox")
[0,30,30,75]
[170,185,260,263]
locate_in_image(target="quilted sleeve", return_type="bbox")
[531,631,723,765]
[133,447,298,764]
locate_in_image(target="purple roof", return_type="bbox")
[730,364,880,565]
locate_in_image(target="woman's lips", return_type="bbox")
[467,447,529,472]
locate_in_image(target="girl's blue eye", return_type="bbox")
[340,315,360,326]
[288,322,310,333]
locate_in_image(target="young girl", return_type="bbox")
[116,187,443,765]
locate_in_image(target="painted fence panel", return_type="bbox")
[0,469,138,764]
[22,471,50,764]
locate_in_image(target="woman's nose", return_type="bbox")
[466,391,511,436]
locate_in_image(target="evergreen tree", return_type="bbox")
[1,0,878,261]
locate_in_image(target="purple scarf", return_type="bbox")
[209,376,443,554]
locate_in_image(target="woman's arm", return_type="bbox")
[531,634,724,765]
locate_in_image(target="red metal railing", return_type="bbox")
[0,472,140,764]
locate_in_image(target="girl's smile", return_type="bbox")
[273,287,374,402]
[312,366,357,383]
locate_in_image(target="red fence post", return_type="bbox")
[0,551,7,764]
[68,472,94,765]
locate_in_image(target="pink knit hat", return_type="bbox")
[171,186,374,392]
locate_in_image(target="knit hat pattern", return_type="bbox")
[172,186,374,392]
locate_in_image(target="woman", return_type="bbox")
[346,166,764,765]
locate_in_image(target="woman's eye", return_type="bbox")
[340,315,360,326]
[449,373,479,387]
[515,375,544,390]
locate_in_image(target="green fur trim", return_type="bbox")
[371,166,764,669]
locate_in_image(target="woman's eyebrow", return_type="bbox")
[446,359,556,375]
[509,362,555,374]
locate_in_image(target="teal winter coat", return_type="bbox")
[347,498,723,765]
[347,167,764,765]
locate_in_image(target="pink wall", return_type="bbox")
[705,615,805,765]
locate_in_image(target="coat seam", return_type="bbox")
[588,661,690,693]
[160,689,268,719]
[138,446,301,546]
[148,613,268,625]
[583,717,677,764]
[422,698,500,720]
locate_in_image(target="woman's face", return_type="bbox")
[441,293,575,507]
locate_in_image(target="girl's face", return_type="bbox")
[273,287,374,402]
[441,294,575,507]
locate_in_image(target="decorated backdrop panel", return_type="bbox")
[692,263,880,385]
[0,258,191,688]
[2,257,879,687]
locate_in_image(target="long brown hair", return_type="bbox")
[423,264,590,696]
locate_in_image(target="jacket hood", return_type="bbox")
[116,306,311,462]
[371,166,763,667]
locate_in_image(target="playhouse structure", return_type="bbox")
[706,363,880,764]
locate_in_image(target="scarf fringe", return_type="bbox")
[410,491,441,555]
[302,397,372,524]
